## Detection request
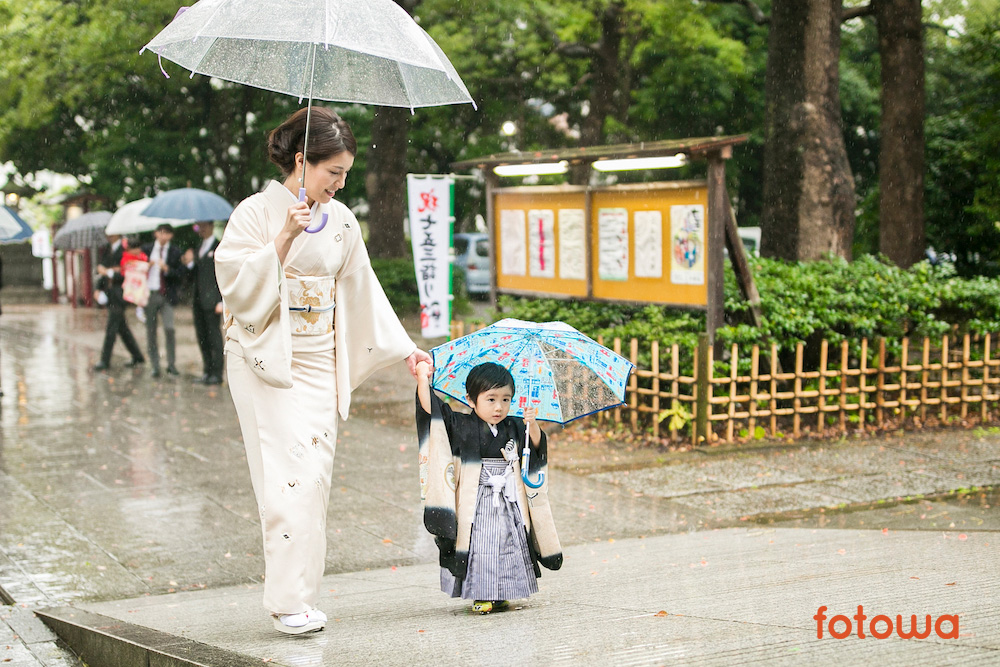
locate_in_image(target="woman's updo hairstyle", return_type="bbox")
[267,106,357,178]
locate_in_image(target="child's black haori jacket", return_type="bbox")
[416,391,563,578]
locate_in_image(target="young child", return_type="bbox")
[415,360,562,614]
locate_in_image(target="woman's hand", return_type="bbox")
[406,349,433,378]
[274,202,312,262]
[406,348,434,377]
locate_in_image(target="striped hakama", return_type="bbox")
[441,459,539,601]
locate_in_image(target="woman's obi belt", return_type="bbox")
[287,275,335,335]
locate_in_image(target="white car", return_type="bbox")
[454,232,490,295]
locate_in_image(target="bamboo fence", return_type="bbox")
[449,321,1000,444]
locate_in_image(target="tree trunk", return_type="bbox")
[365,106,410,259]
[875,0,925,267]
[761,0,856,261]
[364,0,420,259]
[569,0,626,184]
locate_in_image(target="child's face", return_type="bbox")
[468,385,514,426]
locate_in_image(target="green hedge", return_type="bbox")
[494,256,1000,367]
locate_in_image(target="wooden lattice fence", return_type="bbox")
[449,322,1000,444]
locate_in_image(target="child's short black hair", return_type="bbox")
[465,362,515,401]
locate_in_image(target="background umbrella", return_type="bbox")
[0,206,33,244]
[53,211,113,250]
[142,188,233,222]
[431,319,635,487]
[106,198,193,235]
[141,0,475,233]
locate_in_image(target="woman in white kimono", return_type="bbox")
[215,107,430,635]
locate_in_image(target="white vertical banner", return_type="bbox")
[407,175,453,338]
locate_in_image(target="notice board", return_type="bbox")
[493,181,709,308]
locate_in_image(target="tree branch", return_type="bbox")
[701,0,768,25]
[841,3,875,22]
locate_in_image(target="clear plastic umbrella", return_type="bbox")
[141,0,476,110]
[141,0,476,232]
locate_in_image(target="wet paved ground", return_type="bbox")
[1,304,998,665]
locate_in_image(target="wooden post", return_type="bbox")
[941,335,949,423]
[706,151,728,350]
[613,337,623,423]
[671,343,680,441]
[876,338,886,427]
[484,170,500,306]
[629,337,639,432]
[749,345,760,436]
[695,332,710,445]
[817,340,828,435]
[722,192,763,327]
[793,342,803,438]
[984,335,992,422]
[651,340,660,438]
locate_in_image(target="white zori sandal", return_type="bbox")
[272,609,326,634]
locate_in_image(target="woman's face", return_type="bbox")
[298,151,355,204]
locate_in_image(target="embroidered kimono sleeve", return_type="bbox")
[214,198,292,388]
[334,210,415,419]
[416,391,458,541]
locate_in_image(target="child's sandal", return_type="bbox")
[472,600,493,614]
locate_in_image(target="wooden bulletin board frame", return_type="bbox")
[492,180,709,309]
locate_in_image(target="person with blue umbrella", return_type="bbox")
[415,359,563,615]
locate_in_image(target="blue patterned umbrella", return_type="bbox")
[431,318,634,424]
[432,319,634,488]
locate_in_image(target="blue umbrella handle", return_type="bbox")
[299,188,329,234]
[521,421,545,489]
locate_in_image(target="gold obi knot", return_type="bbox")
[287,275,335,335]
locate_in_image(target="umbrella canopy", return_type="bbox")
[53,211,113,250]
[0,206,33,244]
[106,198,193,236]
[431,319,635,425]
[141,0,475,110]
[142,188,233,222]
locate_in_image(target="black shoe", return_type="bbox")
[93,362,110,372]
[205,375,222,385]
[151,368,162,378]
[125,358,145,367]
[166,365,180,376]
[193,374,209,384]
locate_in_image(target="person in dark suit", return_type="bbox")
[182,222,224,385]
[141,223,184,378]
[93,234,145,371]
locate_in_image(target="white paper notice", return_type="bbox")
[670,204,705,285]
[598,208,629,281]
[558,209,586,280]
[528,209,556,278]
[634,210,663,278]
[500,209,527,276]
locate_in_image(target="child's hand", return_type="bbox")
[415,360,432,379]
[523,406,537,425]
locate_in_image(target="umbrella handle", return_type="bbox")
[521,421,545,489]
[299,188,329,234]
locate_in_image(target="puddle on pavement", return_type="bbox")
[755,485,1000,532]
